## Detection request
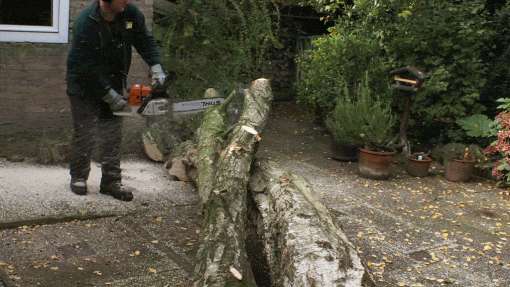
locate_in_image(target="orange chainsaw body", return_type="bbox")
[128,84,152,107]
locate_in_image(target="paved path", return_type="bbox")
[258,103,510,287]
[0,159,200,287]
[270,154,510,287]
[1,103,509,286]
[0,160,197,228]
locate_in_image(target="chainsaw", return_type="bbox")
[113,84,225,117]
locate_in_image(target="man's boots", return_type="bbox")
[100,181,134,201]
[70,179,88,195]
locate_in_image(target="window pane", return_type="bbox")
[0,0,52,26]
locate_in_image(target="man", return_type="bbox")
[66,0,166,201]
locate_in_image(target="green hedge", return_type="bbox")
[483,2,510,111]
[296,24,389,117]
[297,0,492,143]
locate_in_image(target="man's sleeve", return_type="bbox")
[69,21,112,95]
[132,8,161,66]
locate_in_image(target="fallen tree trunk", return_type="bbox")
[193,79,273,287]
[166,79,374,287]
[248,160,375,287]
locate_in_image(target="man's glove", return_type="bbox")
[102,88,128,112]
[150,64,167,87]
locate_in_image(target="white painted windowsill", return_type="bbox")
[0,0,70,44]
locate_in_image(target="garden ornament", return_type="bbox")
[390,66,426,156]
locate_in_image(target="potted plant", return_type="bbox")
[450,113,498,182]
[407,152,432,177]
[445,146,476,182]
[355,75,397,179]
[326,86,364,161]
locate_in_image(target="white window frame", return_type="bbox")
[0,0,70,43]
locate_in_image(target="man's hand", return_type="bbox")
[150,64,167,87]
[102,88,128,112]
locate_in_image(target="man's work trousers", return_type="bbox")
[68,94,123,183]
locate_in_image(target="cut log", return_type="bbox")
[167,157,191,182]
[194,88,233,204]
[142,130,165,162]
[165,140,198,182]
[248,159,376,287]
[193,79,273,287]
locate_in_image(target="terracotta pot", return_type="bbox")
[330,142,358,162]
[358,148,396,180]
[407,155,432,177]
[445,159,475,182]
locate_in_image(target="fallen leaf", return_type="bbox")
[229,266,243,280]
[148,267,157,274]
[130,250,141,257]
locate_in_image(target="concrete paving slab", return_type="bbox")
[0,205,200,287]
[0,159,198,228]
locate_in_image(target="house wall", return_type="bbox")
[0,0,154,139]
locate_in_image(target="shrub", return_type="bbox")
[387,0,490,142]
[457,114,497,139]
[296,22,389,118]
[482,3,510,110]
[298,0,491,142]
[484,98,510,185]
[159,0,279,99]
[357,92,396,152]
[326,85,364,146]
[326,74,396,151]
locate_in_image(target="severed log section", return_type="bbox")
[249,160,375,287]
[193,79,273,287]
[194,89,236,204]
[142,130,165,162]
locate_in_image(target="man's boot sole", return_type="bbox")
[70,185,87,196]
[100,189,133,202]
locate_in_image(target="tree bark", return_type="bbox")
[194,89,236,204]
[171,78,374,287]
[248,160,376,287]
[193,79,273,287]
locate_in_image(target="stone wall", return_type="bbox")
[0,0,154,139]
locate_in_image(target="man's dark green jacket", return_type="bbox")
[67,1,161,99]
